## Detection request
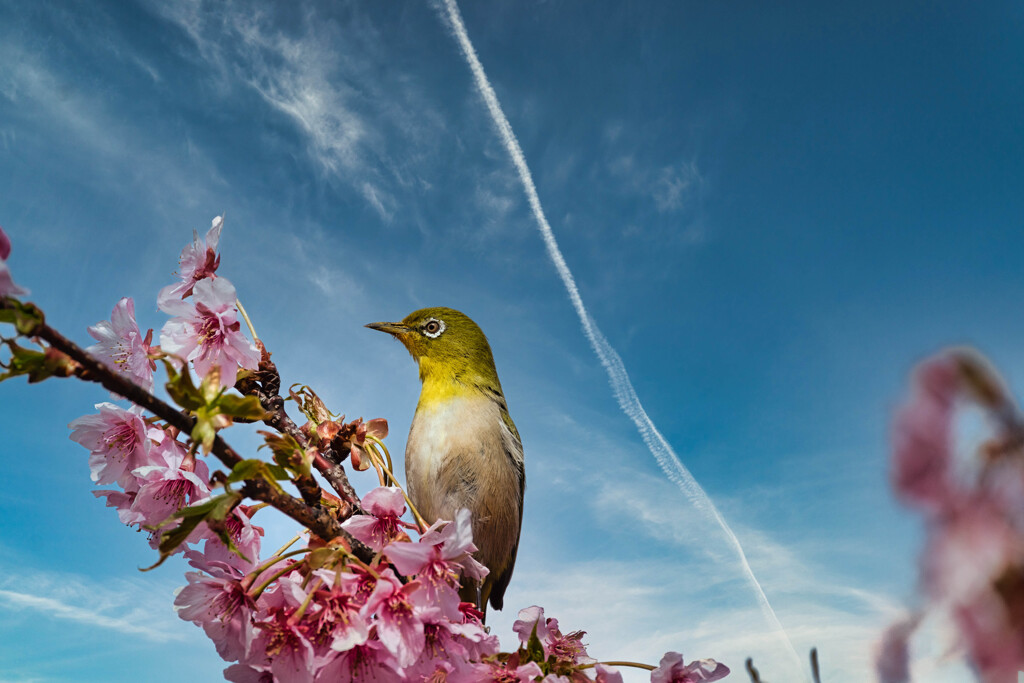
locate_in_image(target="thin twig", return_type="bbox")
[746,658,764,683]
[237,341,363,510]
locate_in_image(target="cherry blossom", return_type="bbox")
[340,486,407,552]
[160,276,259,388]
[594,663,624,683]
[305,573,369,654]
[361,571,427,669]
[86,297,156,391]
[131,461,211,527]
[158,215,223,307]
[650,651,730,683]
[314,639,399,683]
[69,403,153,488]
[202,506,264,571]
[177,550,256,663]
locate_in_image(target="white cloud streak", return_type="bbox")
[437,0,806,677]
[0,586,185,643]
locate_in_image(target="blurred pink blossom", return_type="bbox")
[650,651,730,683]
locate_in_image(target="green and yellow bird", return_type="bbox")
[366,307,524,618]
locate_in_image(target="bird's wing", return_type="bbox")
[489,406,525,612]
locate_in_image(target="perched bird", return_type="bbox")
[366,307,524,619]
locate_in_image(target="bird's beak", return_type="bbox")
[365,321,410,337]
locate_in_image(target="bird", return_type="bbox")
[366,307,524,619]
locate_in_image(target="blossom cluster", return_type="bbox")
[1,219,731,682]
[879,351,1024,682]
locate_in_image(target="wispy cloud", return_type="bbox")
[436,0,803,675]
[0,570,186,643]
[149,0,447,222]
[652,161,702,213]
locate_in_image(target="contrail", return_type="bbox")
[438,0,805,674]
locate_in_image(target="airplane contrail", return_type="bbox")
[437,0,805,675]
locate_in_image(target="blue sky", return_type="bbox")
[1,1,1022,681]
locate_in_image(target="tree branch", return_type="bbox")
[237,341,363,515]
[31,318,373,562]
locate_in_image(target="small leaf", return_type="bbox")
[258,431,309,476]
[226,458,285,493]
[306,547,337,570]
[191,418,217,455]
[218,393,268,421]
[524,622,546,664]
[142,492,243,571]
[0,300,44,335]
[0,343,74,384]
[162,359,204,411]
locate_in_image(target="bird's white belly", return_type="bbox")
[405,394,503,523]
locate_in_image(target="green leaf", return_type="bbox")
[218,394,268,421]
[0,300,44,335]
[191,416,218,455]
[524,622,546,664]
[258,431,310,476]
[226,458,285,493]
[142,492,243,571]
[0,343,73,384]
[306,547,337,570]
[162,359,204,411]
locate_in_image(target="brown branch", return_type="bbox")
[237,342,362,514]
[745,658,764,683]
[32,319,373,563]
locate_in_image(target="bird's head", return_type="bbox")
[366,307,501,391]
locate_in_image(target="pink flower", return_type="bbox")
[384,511,488,620]
[160,277,259,388]
[0,226,10,261]
[348,418,389,471]
[69,403,153,488]
[314,639,400,683]
[875,615,919,683]
[93,489,146,526]
[0,226,28,298]
[511,605,592,668]
[650,652,730,683]
[420,508,489,582]
[131,460,211,527]
[86,297,156,391]
[202,506,263,571]
[361,571,427,668]
[513,605,557,650]
[341,487,407,552]
[891,355,961,513]
[158,215,223,307]
[595,663,624,683]
[247,573,318,683]
[461,660,544,682]
[176,553,256,663]
[403,609,494,681]
[223,665,273,683]
[304,572,369,654]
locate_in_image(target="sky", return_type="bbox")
[0,0,1022,681]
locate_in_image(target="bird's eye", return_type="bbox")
[422,319,445,338]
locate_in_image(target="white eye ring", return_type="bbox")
[422,318,445,339]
